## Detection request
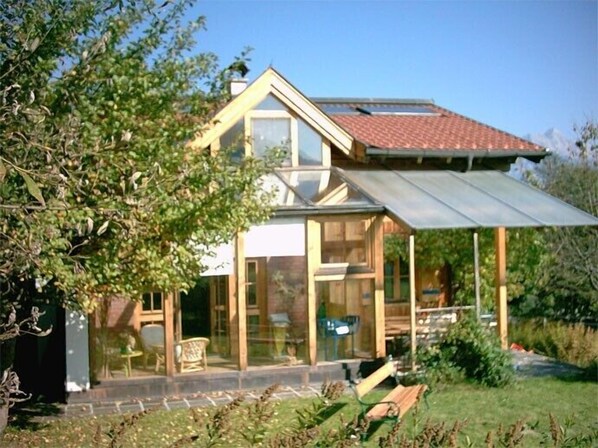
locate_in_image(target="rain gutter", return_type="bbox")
[366,147,550,162]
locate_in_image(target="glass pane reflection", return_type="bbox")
[278,170,372,206]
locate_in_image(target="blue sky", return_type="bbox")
[194,0,597,139]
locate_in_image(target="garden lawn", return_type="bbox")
[1,377,596,447]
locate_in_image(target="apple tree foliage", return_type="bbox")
[0,0,277,317]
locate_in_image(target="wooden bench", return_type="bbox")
[351,361,428,424]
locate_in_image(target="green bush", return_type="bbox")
[420,316,514,387]
[509,319,598,370]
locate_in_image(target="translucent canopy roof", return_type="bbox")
[342,169,598,230]
[266,168,381,213]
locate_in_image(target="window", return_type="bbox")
[221,118,245,162]
[384,261,395,299]
[246,261,258,307]
[298,119,322,165]
[142,292,163,313]
[384,258,410,302]
[217,93,327,167]
[251,117,291,165]
[321,220,367,265]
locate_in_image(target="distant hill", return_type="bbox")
[509,128,575,179]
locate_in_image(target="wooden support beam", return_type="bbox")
[494,227,508,350]
[163,291,175,377]
[235,233,248,370]
[306,219,320,366]
[373,215,386,358]
[473,230,481,321]
[228,273,239,359]
[409,234,417,371]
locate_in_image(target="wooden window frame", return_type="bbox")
[384,258,410,303]
[140,291,164,324]
[215,96,331,167]
[318,215,375,269]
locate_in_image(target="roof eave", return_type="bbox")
[366,147,549,161]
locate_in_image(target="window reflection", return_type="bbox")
[278,170,371,205]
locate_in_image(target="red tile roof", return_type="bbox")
[314,100,544,155]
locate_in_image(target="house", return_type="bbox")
[53,68,597,400]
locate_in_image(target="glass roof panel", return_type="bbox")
[259,173,305,207]
[448,171,598,227]
[277,169,374,206]
[343,170,477,229]
[342,169,598,230]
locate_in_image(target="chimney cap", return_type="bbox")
[230,78,248,96]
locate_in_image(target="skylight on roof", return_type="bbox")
[358,104,436,115]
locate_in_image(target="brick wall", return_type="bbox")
[265,256,307,334]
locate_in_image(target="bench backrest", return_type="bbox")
[354,362,395,398]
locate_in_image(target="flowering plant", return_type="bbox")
[119,331,136,354]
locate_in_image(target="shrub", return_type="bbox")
[509,319,598,370]
[420,316,514,387]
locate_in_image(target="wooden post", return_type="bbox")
[174,292,182,342]
[473,230,481,321]
[235,233,248,370]
[409,234,417,371]
[228,273,238,359]
[306,219,320,366]
[494,227,508,350]
[163,291,175,376]
[373,215,386,358]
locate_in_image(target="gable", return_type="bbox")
[192,68,354,156]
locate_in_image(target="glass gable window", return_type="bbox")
[298,119,322,165]
[255,94,287,111]
[278,170,373,206]
[220,118,245,162]
[251,118,291,166]
[217,93,330,167]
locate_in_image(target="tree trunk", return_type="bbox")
[0,403,8,435]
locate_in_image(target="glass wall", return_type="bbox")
[316,279,373,361]
[89,295,167,381]
[321,220,368,265]
[246,255,308,367]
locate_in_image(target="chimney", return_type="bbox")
[230,78,248,97]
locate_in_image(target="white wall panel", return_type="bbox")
[245,217,306,257]
[65,311,90,392]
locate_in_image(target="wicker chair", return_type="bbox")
[178,337,209,373]
[139,324,165,372]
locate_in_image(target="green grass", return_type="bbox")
[2,377,597,447]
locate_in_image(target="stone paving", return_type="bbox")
[44,383,328,421]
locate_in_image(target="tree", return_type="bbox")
[385,227,547,312]
[529,121,598,320]
[0,0,277,425]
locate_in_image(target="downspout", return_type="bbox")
[466,153,474,171]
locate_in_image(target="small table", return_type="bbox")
[120,350,143,377]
